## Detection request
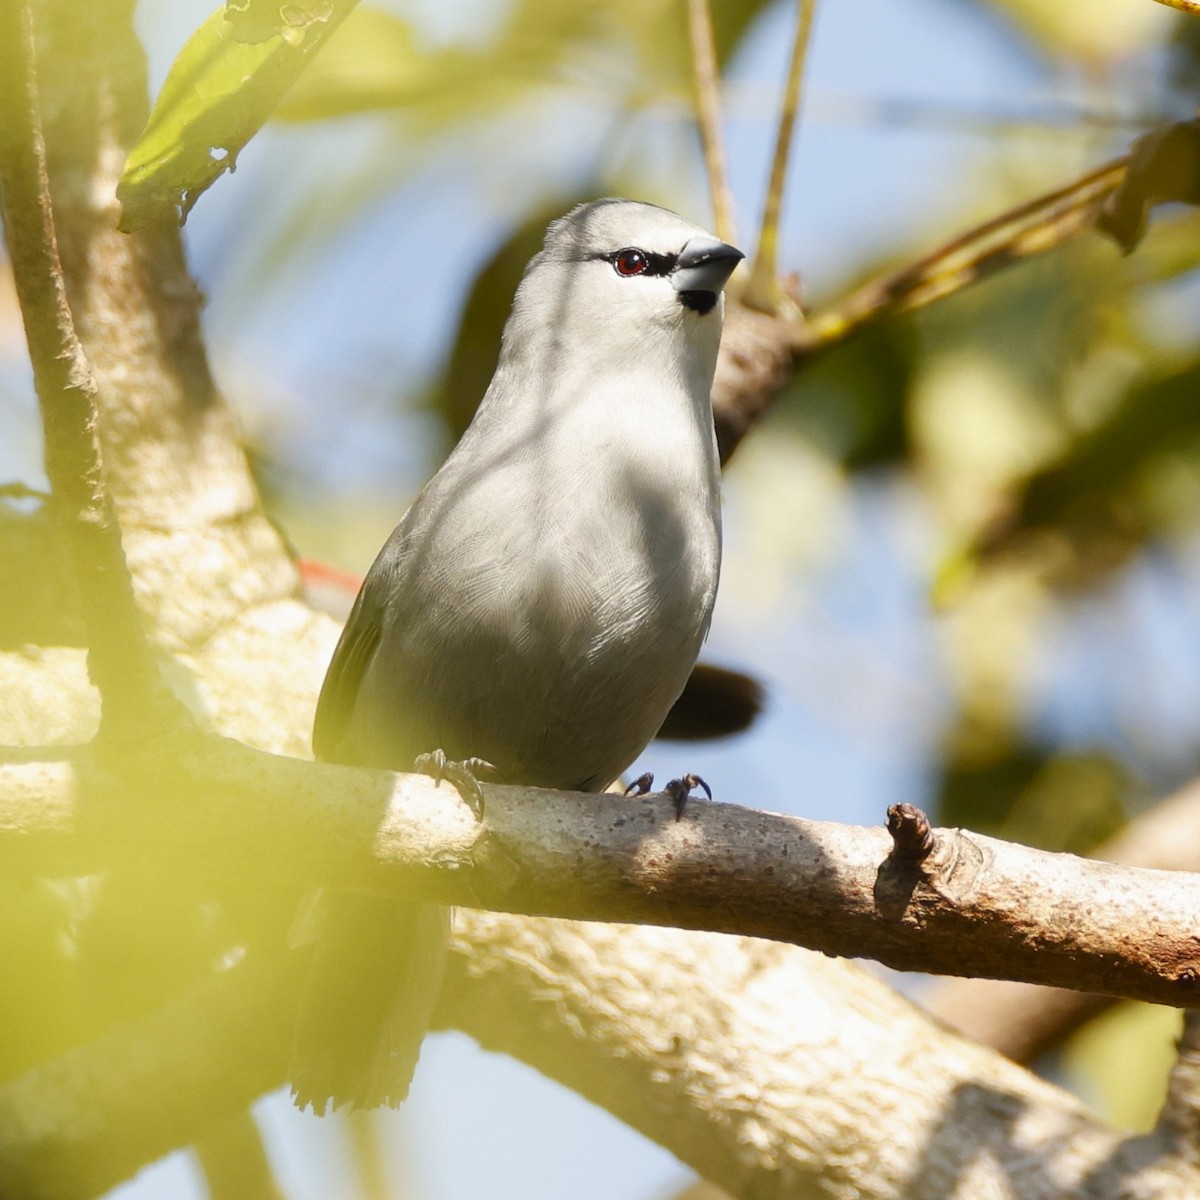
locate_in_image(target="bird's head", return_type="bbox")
[504,199,744,381]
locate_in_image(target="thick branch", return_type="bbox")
[438,915,1153,1200]
[2,738,1198,1010]
[10,912,1200,1200]
[0,917,1143,1200]
[30,0,300,657]
[0,0,176,737]
[0,947,302,1200]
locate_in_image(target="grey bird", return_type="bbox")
[292,198,744,1112]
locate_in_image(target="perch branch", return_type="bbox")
[926,775,1200,1062]
[1,742,1198,1010]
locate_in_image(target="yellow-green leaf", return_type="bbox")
[117,0,357,230]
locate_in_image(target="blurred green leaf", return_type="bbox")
[779,318,919,469]
[277,1,598,126]
[980,359,1200,565]
[118,0,358,230]
[276,0,774,127]
[939,745,1130,850]
[1097,120,1200,253]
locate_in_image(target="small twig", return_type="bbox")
[0,481,50,502]
[686,0,737,246]
[742,0,818,315]
[887,803,936,864]
[1152,0,1200,15]
[0,1,182,739]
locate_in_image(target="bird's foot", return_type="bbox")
[624,772,655,797]
[624,771,712,821]
[414,749,495,819]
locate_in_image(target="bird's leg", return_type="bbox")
[413,749,495,819]
[664,773,711,820]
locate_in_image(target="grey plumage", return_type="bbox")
[292,199,743,1111]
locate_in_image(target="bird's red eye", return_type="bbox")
[613,248,648,277]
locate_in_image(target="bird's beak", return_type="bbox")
[671,237,745,298]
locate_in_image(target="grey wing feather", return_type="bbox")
[312,571,388,764]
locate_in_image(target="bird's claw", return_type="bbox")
[414,749,495,819]
[624,771,711,820]
[665,773,711,820]
[623,772,655,797]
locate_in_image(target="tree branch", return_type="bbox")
[711,155,1128,461]
[742,0,817,316]
[7,912,1200,1200]
[1158,1009,1200,1151]
[1,737,1198,1011]
[686,0,737,247]
[926,776,1200,1062]
[0,0,180,739]
[0,946,302,1200]
[29,0,301,660]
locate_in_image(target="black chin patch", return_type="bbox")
[678,290,718,315]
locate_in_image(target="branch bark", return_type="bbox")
[2,735,1198,1012]
[5,910,1199,1200]
[926,777,1200,1062]
[0,0,177,738]
[30,0,303,662]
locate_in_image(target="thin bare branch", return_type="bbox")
[711,154,1128,461]
[686,0,737,246]
[0,0,181,739]
[194,1112,287,1200]
[743,0,818,315]
[800,154,1128,351]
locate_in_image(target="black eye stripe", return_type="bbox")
[595,247,679,277]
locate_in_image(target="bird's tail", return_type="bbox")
[290,894,449,1114]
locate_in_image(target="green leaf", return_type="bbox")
[117,0,358,230]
